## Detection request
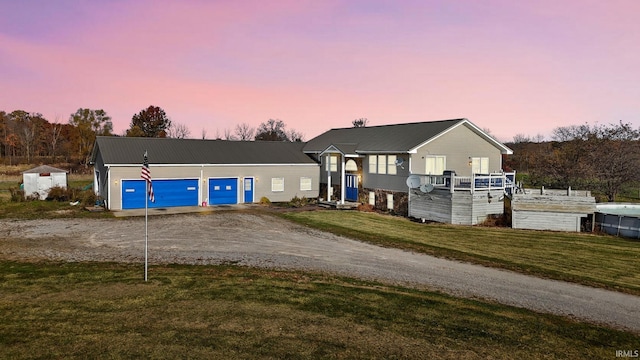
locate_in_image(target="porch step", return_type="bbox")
[319,201,359,210]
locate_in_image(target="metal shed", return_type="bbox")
[22,165,68,200]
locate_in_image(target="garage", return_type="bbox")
[122,179,199,209]
[209,178,238,205]
[92,137,319,210]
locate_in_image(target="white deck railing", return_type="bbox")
[420,172,516,193]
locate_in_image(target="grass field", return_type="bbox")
[0,261,637,359]
[281,210,640,296]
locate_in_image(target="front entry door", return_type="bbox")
[243,177,254,203]
[346,174,358,201]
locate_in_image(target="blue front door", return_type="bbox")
[346,174,358,201]
[243,177,254,203]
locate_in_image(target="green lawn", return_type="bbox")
[0,261,637,359]
[281,210,640,295]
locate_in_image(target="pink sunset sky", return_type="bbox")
[1,0,638,142]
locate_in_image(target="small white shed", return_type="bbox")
[22,165,68,200]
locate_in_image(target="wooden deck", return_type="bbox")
[408,172,516,225]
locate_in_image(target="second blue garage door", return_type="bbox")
[209,178,238,205]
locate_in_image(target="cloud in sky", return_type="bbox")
[1,0,638,141]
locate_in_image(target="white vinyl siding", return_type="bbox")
[425,156,446,175]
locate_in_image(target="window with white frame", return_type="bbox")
[368,155,377,174]
[425,156,446,175]
[271,177,284,192]
[325,154,338,172]
[370,155,399,175]
[377,155,387,174]
[471,157,489,174]
[300,177,312,191]
[387,155,397,175]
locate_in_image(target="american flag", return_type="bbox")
[141,151,155,202]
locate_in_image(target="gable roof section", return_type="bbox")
[303,118,513,155]
[23,165,68,174]
[93,137,318,166]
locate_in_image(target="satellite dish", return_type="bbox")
[406,175,421,188]
[395,158,404,167]
[420,184,434,193]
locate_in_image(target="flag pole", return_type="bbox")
[142,150,154,282]
[145,179,148,282]
[144,150,149,282]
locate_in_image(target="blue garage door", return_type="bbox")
[122,179,199,209]
[209,178,238,205]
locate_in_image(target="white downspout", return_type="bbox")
[200,165,204,206]
[106,166,112,210]
[340,154,346,204]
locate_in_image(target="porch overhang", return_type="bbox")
[320,143,360,205]
[319,143,362,157]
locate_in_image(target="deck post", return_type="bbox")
[327,154,331,201]
[449,172,455,194]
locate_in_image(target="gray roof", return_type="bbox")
[92,137,318,165]
[303,118,513,155]
[23,165,68,174]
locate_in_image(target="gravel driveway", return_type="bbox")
[2,211,639,333]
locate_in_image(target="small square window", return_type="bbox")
[271,178,284,192]
[325,155,338,172]
[300,177,312,191]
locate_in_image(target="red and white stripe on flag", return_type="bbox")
[141,152,155,202]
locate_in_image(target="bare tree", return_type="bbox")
[50,115,63,161]
[533,121,640,201]
[287,128,305,142]
[532,133,546,143]
[255,119,289,141]
[512,134,531,143]
[167,122,191,139]
[223,128,236,140]
[235,122,255,141]
[352,118,368,127]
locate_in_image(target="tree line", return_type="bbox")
[504,121,640,202]
[4,105,635,202]
[0,106,304,167]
